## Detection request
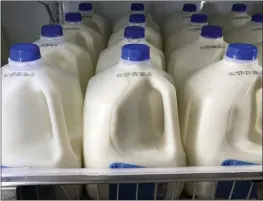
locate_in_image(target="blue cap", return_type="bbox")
[252,13,263,23]
[226,43,257,60]
[65,12,82,22]
[183,3,197,12]
[131,3,144,11]
[191,13,208,23]
[10,43,41,62]
[124,26,145,39]
[121,44,150,61]
[129,14,146,23]
[201,25,222,38]
[41,24,63,37]
[79,3,92,11]
[232,4,247,12]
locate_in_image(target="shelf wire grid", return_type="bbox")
[1,165,262,200]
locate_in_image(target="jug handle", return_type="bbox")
[34,75,71,160]
[255,88,262,133]
[148,75,182,153]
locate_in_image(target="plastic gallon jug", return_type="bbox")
[84,44,186,200]
[113,3,160,33]
[79,2,110,45]
[225,13,263,45]
[2,44,83,199]
[63,12,105,66]
[211,3,251,35]
[181,43,262,199]
[168,26,228,125]
[163,3,197,39]
[96,26,164,74]
[34,24,94,95]
[165,13,208,60]
[109,14,162,50]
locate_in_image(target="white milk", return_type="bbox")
[165,13,208,60]
[163,3,197,39]
[97,26,164,74]
[225,13,263,45]
[2,43,83,199]
[211,3,251,35]
[108,14,162,50]
[168,25,228,127]
[34,24,94,95]
[79,2,110,45]
[181,43,262,199]
[113,3,160,33]
[84,44,186,200]
[63,12,105,66]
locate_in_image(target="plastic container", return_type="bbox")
[168,25,228,127]
[163,3,197,39]
[84,44,186,200]
[256,42,262,66]
[225,13,263,45]
[97,26,164,74]
[34,24,94,95]
[108,14,162,50]
[181,43,262,199]
[79,2,110,45]
[113,3,160,33]
[211,3,251,35]
[63,12,105,66]
[165,13,208,60]
[2,43,83,199]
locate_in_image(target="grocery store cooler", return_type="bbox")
[1,165,262,200]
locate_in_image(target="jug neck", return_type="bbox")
[119,58,150,67]
[80,11,94,17]
[129,22,146,28]
[123,37,146,44]
[40,36,65,42]
[190,22,208,27]
[223,56,259,68]
[199,35,224,45]
[65,21,83,25]
[231,11,248,17]
[8,58,43,70]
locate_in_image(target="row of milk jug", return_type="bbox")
[164,4,262,61]
[2,2,262,200]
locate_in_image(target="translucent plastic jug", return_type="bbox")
[97,26,164,74]
[181,43,262,199]
[108,14,162,50]
[79,2,110,45]
[225,13,263,45]
[84,44,186,200]
[2,43,83,199]
[63,12,105,66]
[163,3,197,39]
[113,3,160,33]
[211,3,251,35]
[34,24,94,95]
[168,26,228,124]
[165,13,208,60]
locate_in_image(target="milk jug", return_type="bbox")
[34,24,94,95]
[63,12,105,66]
[181,43,262,199]
[165,13,208,60]
[113,3,160,34]
[96,26,164,74]
[168,25,228,126]
[84,44,186,200]
[108,14,162,50]
[79,2,110,45]
[2,43,83,199]
[211,3,251,35]
[225,13,263,45]
[163,3,197,39]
